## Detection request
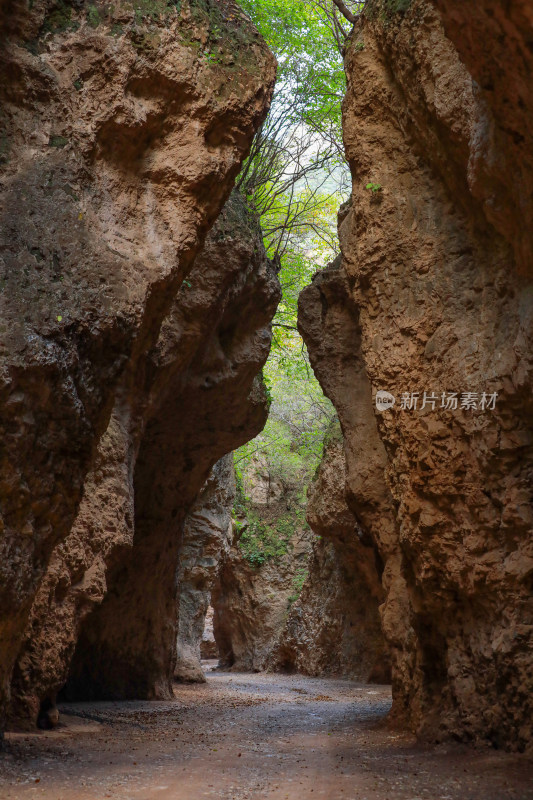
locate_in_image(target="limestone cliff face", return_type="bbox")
[8,191,280,724]
[174,455,234,684]
[272,421,390,683]
[299,0,532,750]
[0,0,276,729]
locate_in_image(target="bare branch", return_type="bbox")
[272,323,298,331]
[331,0,359,24]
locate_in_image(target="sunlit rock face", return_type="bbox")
[300,0,532,751]
[0,0,276,731]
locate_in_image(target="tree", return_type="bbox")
[233,1,355,500]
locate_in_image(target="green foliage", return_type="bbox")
[232,3,345,530]
[132,0,169,23]
[384,0,411,13]
[263,372,273,408]
[185,0,260,57]
[365,181,382,193]
[48,135,69,148]
[288,569,308,604]
[87,4,100,27]
[41,1,78,34]
[238,0,356,146]
[234,471,247,517]
[237,509,301,567]
[366,0,411,21]
[233,193,337,498]
[322,415,343,449]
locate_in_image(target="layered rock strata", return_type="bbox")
[299,0,532,750]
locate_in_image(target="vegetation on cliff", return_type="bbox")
[232,0,364,528]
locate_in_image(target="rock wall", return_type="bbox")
[212,428,389,681]
[201,605,218,659]
[174,455,234,683]
[299,0,532,751]
[212,491,314,672]
[1,0,276,730]
[272,420,390,683]
[9,190,280,723]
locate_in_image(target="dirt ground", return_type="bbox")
[1,668,532,800]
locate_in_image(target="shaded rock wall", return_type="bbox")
[212,427,389,681]
[174,455,234,683]
[10,192,280,721]
[300,0,532,750]
[298,257,408,706]
[212,495,314,672]
[62,193,280,703]
[272,420,390,683]
[1,0,276,729]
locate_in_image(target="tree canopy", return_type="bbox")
[233,1,360,505]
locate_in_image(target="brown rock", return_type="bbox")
[272,420,390,683]
[8,191,280,721]
[212,495,314,672]
[200,605,218,660]
[174,455,234,683]
[299,0,532,750]
[0,0,274,726]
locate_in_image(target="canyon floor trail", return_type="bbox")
[1,669,532,800]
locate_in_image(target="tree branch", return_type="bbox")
[331,0,358,24]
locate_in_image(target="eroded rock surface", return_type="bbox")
[212,486,314,672]
[201,605,218,660]
[9,191,280,723]
[175,455,234,683]
[300,0,532,750]
[272,421,390,683]
[1,0,276,729]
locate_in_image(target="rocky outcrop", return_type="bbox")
[211,422,389,682]
[174,455,234,683]
[272,421,390,683]
[0,0,276,728]
[298,258,409,709]
[212,493,314,672]
[201,605,218,659]
[8,188,280,725]
[299,0,532,751]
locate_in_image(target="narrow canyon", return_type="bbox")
[0,0,532,797]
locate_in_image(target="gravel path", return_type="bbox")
[1,670,532,799]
